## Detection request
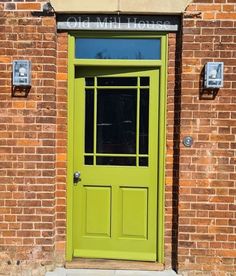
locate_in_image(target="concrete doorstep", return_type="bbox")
[46,268,178,276]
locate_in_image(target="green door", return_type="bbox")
[73,67,159,261]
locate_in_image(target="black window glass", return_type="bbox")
[140,77,150,86]
[96,157,136,166]
[139,89,149,154]
[97,88,137,154]
[139,157,148,167]
[97,77,137,86]
[85,89,94,153]
[85,156,94,165]
[85,77,95,86]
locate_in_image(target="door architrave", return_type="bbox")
[66,32,168,264]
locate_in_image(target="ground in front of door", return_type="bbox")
[46,268,177,276]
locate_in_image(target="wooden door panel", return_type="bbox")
[73,67,159,261]
[119,187,148,239]
[83,186,111,237]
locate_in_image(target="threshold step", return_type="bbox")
[65,258,164,271]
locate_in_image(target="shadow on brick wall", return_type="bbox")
[171,26,183,273]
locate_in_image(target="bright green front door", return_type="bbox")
[73,67,159,261]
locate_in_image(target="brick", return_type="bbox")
[16,3,41,11]
[203,12,216,20]
[216,13,236,20]
[223,5,235,12]
[5,3,15,10]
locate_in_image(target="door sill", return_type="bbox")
[65,258,164,271]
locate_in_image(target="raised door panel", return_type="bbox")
[119,187,148,239]
[83,186,111,237]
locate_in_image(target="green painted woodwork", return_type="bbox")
[84,186,111,236]
[67,32,168,263]
[157,36,168,263]
[120,188,148,239]
[66,34,75,261]
[73,68,159,261]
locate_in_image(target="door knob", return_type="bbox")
[74,171,81,183]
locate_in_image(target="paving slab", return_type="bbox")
[46,268,178,276]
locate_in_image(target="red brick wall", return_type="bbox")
[177,0,236,274]
[0,1,68,275]
[54,32,68,257]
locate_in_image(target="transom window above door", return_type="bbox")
[75,38,161,60]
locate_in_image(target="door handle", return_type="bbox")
[74,171,81,184]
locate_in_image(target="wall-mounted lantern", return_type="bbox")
[13,60,31,87]
[204,62,224,89]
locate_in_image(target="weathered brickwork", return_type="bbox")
[177,0,236,274]
[54,32,68,259]
[0,1,67,275]
[0,0,235,275]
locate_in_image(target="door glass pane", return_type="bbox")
[97,77,137,86]
[140,77,150,86]
[85,89,94,153]
[97,89,137,154]
[85,156,94,165]
[96,157,136,166]
[139,89,149,154]
[76,38,161,60]
[85,77,95,86]
[139,157,148,167]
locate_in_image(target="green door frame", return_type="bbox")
[66,32,168,263]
